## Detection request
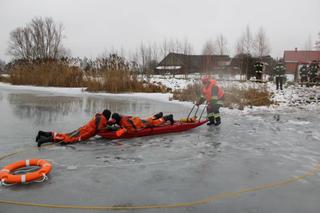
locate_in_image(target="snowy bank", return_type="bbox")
[1,76,320,114]
[0,82,191,107]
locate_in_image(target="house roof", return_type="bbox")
[157,53,230,70]
[230,54,274,68]
[283,50,320,63]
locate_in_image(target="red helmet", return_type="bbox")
[201,75,211,84]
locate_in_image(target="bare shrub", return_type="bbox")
[172,83,273,108]
[224,86,273,108]
[172,82,202,102]
[9,59,84,87]
[85,70,167,93]
[0,75,10,83]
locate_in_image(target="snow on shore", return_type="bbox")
[1,75,320,114]
[0,82,174,104]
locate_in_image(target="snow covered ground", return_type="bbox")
[148,74,320,111]
[1,74,320,113]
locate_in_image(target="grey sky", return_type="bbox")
[0,0,319,61]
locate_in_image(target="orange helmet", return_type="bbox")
[201,75,211,84]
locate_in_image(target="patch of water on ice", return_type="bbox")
[287,120,310,125]
[66,165,78,170]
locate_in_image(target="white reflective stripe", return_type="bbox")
[21,175,26,183]
[25,159,30,167]
[1,169,10,173]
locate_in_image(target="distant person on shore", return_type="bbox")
[273,60,286,90]
[299,64,309,87]
[36,109,112,147]
[109,112,174,136]
[196,75,224,126]
[254,61,264,82]
[308,60,319,85]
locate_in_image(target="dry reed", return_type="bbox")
[172,83,273,109]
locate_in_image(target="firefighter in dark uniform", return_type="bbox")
[299,64,309,87]
[273,61,286,90]
[308,60,319,85]
[254,61,264,82]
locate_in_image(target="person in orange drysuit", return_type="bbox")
[196,75,224,126]
[36,109,112,147]
[109,112,174,136]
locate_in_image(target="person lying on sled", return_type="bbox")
[109,112,174,137]
[36,109,113,147]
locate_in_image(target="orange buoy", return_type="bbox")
[0,159,52,185]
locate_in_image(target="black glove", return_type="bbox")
[106,125,120,131]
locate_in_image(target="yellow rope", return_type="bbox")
[1,146,320,210]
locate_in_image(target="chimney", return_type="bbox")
[294,48,298,52]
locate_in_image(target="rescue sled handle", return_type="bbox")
[186,104,196,121]
[187,103,207,122]
[198,103,207,122]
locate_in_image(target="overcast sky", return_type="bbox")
[0,0,319,61]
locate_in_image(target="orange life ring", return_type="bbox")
[0,159,52,184]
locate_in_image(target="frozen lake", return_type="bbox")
[1,85,320,213]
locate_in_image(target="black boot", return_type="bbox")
[164,114,174,125]
[215,117,221,126]
[41,131,52,137]
[36,131,52,142]
[207,117,215,126]
[153,112,163,120]
[37,136,53,147]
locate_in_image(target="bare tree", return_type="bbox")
[159,37,193,56]
[253,27,270,57]
[174,39,182,53]
[139,42,148,73]
[215,34,228,55]
[243,25,253,54]
[235,25,254,55]
[182,38,193,55]
[7,17,67,60]
[136,42,160,74]
[168,38,176,54]
[127,49,140,72]
[202,39,216,55]
[314,32,320,50]
[160,38,169,59]
[304,34,313,50]
[0,59,5,72]
[146,42,159,74]
[235,36,245,55]
[150,42,160,62]
[234,26,254,80]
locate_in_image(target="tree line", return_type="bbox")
[2,17,320,74]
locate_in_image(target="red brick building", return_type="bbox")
[283,49,320,80]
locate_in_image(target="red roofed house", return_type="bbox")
[283,48,320,80]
